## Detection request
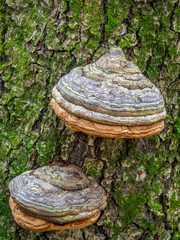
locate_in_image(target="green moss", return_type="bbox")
[8,154,30,178]
[105,0,132,38]
[120,34,137,49]
[150,135,161,147]
[146,63,159,82]
[150,183,162,195]
[173,232,180,240]
[174,116,180,136]
[147,196,164,217]
[84,159,103,179]
[168,192,180,229]
[0,180,17,240]
[87,166,98,177]
[69,0,83,24]
[146,155,160,176]
[111,224,123,240]
[114,188,147,227]
[0,0,179,239]
[36,140,55,165]
[80,0,103,52]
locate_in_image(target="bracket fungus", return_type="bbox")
[8,164,107,232]
[51,47,166,138]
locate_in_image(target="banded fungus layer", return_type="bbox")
[51,47,166,138]
[9,164,107,232]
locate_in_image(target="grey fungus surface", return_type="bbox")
[8,164,107,230]
[51,47,166,138]
[32,164,91,190]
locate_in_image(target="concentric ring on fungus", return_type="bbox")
[9,197,100,232]
[8,164,107,232]
[51,47,166,138]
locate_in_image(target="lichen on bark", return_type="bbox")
[0,0,179,239]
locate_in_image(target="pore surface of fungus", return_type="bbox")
[51,47,166,138]
[8,164,107,231]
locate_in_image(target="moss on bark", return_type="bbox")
[0,0,179,239]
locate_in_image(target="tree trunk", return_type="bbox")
[0,0,179,239]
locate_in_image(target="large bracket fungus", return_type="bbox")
[51,47,166,138]
[9,164,107,232]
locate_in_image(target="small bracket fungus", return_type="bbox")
[51,47,166,138]
[8,164,107,232]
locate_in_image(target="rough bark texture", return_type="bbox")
[0,0,179,239]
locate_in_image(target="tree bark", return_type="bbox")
[0,0,179,239]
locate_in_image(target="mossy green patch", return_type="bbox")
[114,187,147,227]
[85,159,103,179]
[0,0,179,239]
[105,0,132,38]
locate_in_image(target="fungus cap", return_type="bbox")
[8,164,107,230]
[51,47,166,138]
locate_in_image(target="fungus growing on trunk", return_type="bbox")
[51,47,166,138]
[9,164,107,232]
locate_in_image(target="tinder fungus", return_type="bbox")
[51,47,166,138]
[8,164,107,232]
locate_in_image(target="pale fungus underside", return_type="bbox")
[51,47,166,138]
[9,198,100,232]
[8,165,107,231]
